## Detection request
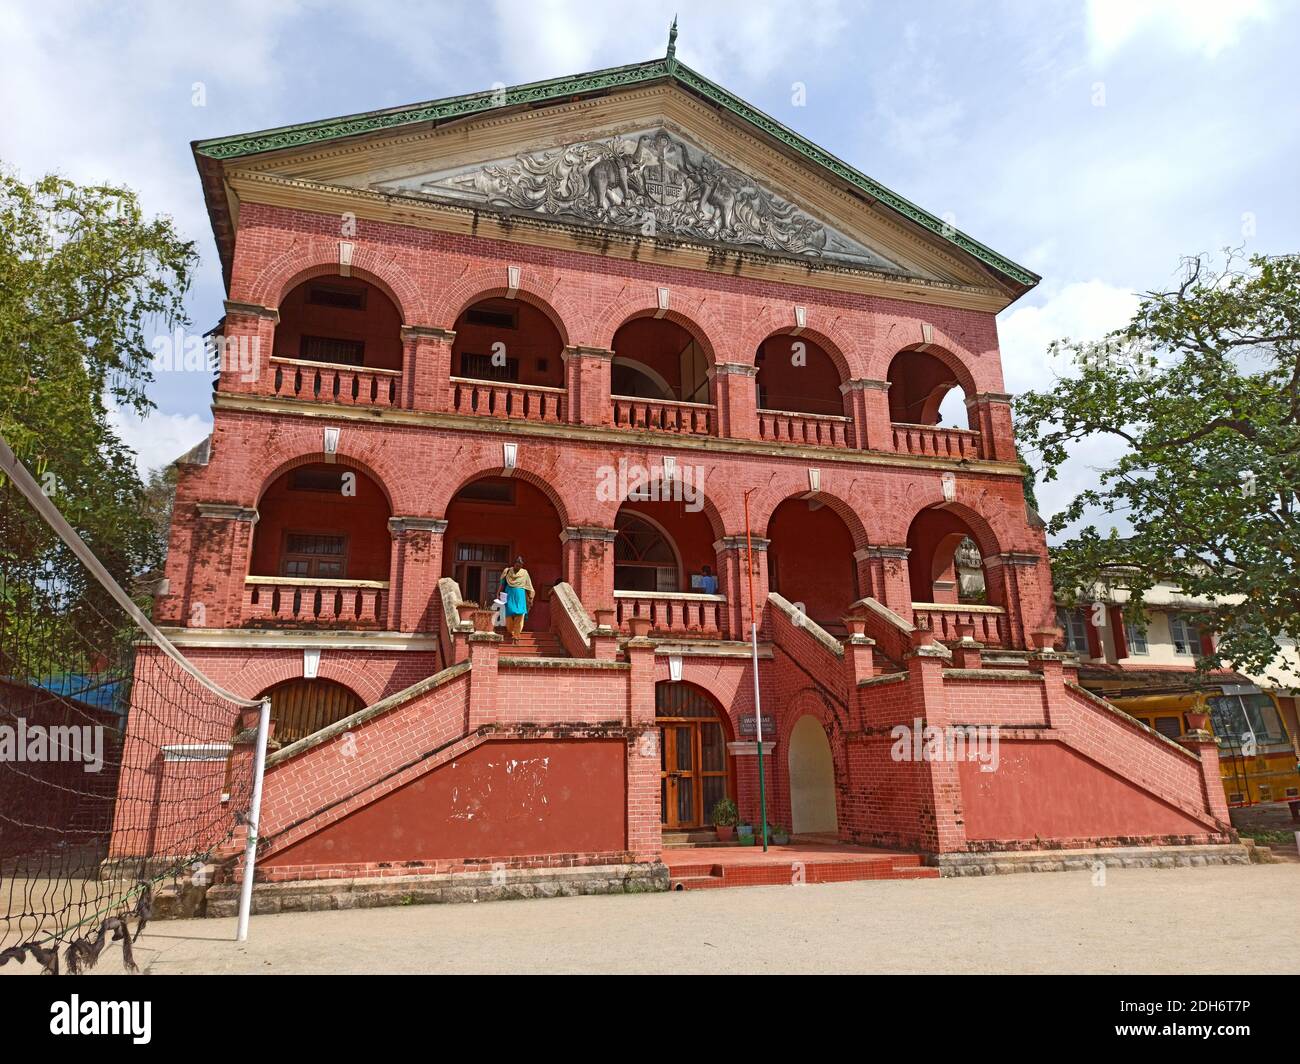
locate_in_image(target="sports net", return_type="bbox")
[0,435,262,974]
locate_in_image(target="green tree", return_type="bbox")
[1015,251,1300,677]
[0,170,198,672]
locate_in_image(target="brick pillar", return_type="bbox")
[560,526,617,613]
[985,551,1046,650]
[625,627,661,858]
[965,392,1017,462]
[715,534,768,640]
[1027,640,1070,728]
[842,378,892,451]
[219,301,277,398]
[906,630,967,854]
[858,545,912,622]
[466,630,502,731]
[842,616,877,684]
[1177,732,1233,827]
[563,345,613,426]
[709,362,759,441]
[387,517,447,632]
[402,325,455,412]
[186,504,258,628]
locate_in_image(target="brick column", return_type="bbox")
[965,392,1017,462]
[841,616,877,684]
[219,301,277,398]
[842,378,892,451]
[857,545,912,622]
[466,630,502,731]
[985,550,1047,650]
[560,526,617,613]
[1176,732,1233,827]
[714,534,768,640]
[709,362,759,441]
[563,345,613,426]
[402,325,455,412]
[906,630,967,854]
[625,627,661,859]
[387,517,447,632]
[186,503,258,628]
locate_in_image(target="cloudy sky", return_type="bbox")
[1,0,1294,532]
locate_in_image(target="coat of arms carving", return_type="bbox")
[370,127,902,270]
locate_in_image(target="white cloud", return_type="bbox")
[1086,0,1272,61]
[998,280,1141,534]
[107,405,211,478]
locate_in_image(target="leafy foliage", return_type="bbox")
[1014,251,1300,677]
[0,170,198,671]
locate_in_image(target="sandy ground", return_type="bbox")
[14,861,1293,976]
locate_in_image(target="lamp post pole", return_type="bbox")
[743,488,769,852]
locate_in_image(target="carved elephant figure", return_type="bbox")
[584,155,630,212]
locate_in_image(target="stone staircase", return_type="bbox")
[499,630,567,658]
[665,848,939,890]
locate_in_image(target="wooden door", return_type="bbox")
[658,717,728,829]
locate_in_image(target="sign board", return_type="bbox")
[738,714,775,737]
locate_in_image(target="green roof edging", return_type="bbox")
[194,56,1037,289]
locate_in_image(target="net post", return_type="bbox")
[236,698,272,942]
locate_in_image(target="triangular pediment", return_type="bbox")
[365,126,904,272]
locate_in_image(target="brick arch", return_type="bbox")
[242,239,425,323]
[652,660,753,726]
[254,447,400,515]
[431,265,575,345]
[596,481,729,545]
[898,496,1006,563]
[217,653,391,708]
[737,306,862,381]
[881,338,979,399]
[778,692,849,831]
[749,478,871,552]
[433,463,573,529]
[591,290,728,363]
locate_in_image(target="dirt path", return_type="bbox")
[38,861,1298,975]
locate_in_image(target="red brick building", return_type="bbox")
[111,44,1236,888]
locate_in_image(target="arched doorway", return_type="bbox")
[755,333,846,416]
[788,715,837,835]
[443,475,563,631]
[656,682,730,831]
[451,297,565,388]
[767,496,859,631]
[886,347,973,428]
[611,317,712,404]
[258,678,364,745]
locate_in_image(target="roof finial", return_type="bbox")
[666,16,678,68]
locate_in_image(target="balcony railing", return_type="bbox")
[615,590,726,637]
[243,577,389,628]
[912,602,1007,646]
[757,408,854,448]
[450,377,565,423]
[892,422,983,460]
[611,395,715,436]
[271,356,401,408]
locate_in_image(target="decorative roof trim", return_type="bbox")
[193,57,1037,290]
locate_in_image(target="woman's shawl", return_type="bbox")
[503,566,535,605]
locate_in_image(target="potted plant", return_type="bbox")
[738,831,756,847]
[456,601,479,626]
[770,824,791,845]
[737,821,753,838]
[711,797,738,842]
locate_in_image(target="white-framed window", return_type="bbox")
[1124,621,1149,655]
[1169,613,1200,656]
[1056,607,1090,655]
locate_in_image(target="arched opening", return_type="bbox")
[767,497,859,632]
[611,317,711,404]
[274,275,402,371]
[788,715,838,835]
[450,297,565,389]
[257,677,365,746]
[656,681,731,831]
[886,348,971,429]
[755,333,846,416]
[905,506,995,606]
[442,476,562,632]
[249,463,392,581]
[614,501,716,593]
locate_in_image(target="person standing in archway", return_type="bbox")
[499,556,535,640]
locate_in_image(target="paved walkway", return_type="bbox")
[46,862,1300,975]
